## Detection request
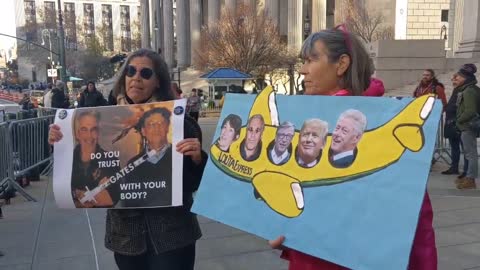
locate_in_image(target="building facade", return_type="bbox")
[7,0,480,84]
[12,0,141,82]
[14,0,141,52]
[145,0,335,71]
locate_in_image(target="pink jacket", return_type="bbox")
[364,78,385,97]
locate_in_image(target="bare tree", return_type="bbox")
[338,0,394,43]
[196,2,297,90]
[131,20,142,51]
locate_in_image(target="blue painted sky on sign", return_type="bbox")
[192,93,441,270]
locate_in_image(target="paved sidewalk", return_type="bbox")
[2,162,480,270]
[1,117,480,270]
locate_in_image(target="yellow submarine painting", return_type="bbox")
[209,86,436,218]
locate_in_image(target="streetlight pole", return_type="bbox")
[57,0,67,84]
[41,29,55,83]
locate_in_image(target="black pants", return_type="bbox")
[114,243,196,270]
[189,111,199,122]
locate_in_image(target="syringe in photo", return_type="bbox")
[79,148,160,204]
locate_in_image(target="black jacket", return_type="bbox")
[51,88,69,108]
[78,89,107,107]
[118,146,173,208]
[105,116,207,255]
[445,87,461,120]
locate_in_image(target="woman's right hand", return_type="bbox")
[48,124,63,145]
[269,235,286,250]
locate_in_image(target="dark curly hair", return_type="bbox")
[112,49,174,102]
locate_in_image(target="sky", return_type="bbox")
[0,0,17,53]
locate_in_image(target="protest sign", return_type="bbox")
[53,100,186,209]
[192,86,441,270]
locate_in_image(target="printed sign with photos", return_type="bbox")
[192,86,442,270]
[52,100,186,209]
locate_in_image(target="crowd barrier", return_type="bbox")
[199,106,222,118]
[0,122,11,200]
[432,116,451,165]
[0,90,23,103]
[34,108,57,117]
[0,115,55,202]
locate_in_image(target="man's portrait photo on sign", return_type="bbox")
[295,119,328,168]
[71,111,120,208]
[119,107,173,208]
[240,114,265,161]
[216,114,242,152]
[267,121,295,165]
[329,109,367,168]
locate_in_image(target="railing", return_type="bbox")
[432,115,452,165]
[0,122,11,199]
[0,115,55,202]
[34,108,57,117]
[200,106,222,118]
[0,90,23,103]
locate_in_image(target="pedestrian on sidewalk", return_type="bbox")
[268,25,437,270]
[454,64,480,189]
[413,69,447,110]
[78,81,107,108]
[187,88,201,122]
[48,49,207,270]
[442,73,469,178]
[43,83,53,108]
[51,81,69,109]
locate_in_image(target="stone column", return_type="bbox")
[140,0,151,48]
[190,0,202,65]
[208,0,220,27]
[248,0,257,12]
[152,0,163,53]
[311,0,326,32]
[452,0,465,55]
[176,0,190,68]
[288,0,303,51]
[326,0,335,29]
[265,0,279,28]
[162,0,174,69]
[456,0,480,57]
[225,0,236,11]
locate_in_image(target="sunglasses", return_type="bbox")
[334,24,352,55]
[126,65,154,80]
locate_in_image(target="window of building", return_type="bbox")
[83,3,95,39]
[24,1,37,42]
[441,10,449,22]
[64,2,77,50]
[44,1,57,30]
[120,6,132,52]
[102,5,114,51]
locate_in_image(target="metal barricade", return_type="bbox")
[0,122,12,199]
[2,115,55,201]
[432,115,451,165]
[34,108,57,117]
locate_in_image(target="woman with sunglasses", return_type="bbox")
[268,28,437,270]
[48,49,208,270]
